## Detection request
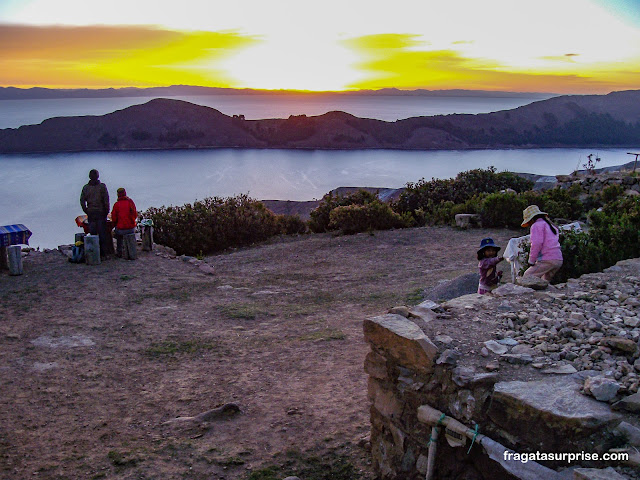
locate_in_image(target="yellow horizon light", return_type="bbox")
[2,0,640,94]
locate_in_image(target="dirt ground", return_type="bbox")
[0,226,514,480]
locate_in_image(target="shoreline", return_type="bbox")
[2,144,640,156]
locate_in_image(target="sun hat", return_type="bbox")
[521,205,547,227]
[477,238,501,255]
[117,187,127,197]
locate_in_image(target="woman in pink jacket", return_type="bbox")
[521,205,563,281]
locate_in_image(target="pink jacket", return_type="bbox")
[529,218,562,263]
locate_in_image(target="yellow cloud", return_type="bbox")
[0,24,259,87]
[342,33,640,93]
[346,33,427,51]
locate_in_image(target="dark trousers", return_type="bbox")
[114,228,135,257]
[87,212,109,258]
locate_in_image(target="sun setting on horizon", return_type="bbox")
[1,0,640,93]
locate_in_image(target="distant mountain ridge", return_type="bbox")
[0,85,552,100]
[1,90,639,153]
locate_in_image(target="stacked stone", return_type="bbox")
[364,258,640,479]
[489,266,640,400]
[556,172,640,197]
[363,314,512,479]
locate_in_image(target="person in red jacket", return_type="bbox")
[110,188,138,258]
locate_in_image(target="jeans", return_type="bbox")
[114,228,135,257]
[87,212,109,258]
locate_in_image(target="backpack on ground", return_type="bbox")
[69,242,85,263]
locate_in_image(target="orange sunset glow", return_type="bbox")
[1,0,640,93]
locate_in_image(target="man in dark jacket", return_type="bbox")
[80,169,111,258]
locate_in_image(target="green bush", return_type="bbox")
[481,186,586,229]
[480,192,528,228]
[553,229,607,283]
[308,190,379,233]
[420,195,487,226]
[328,201,408,234]
[394,167,533,223]
[428,200,457,226]
[536,186,585,220]
[141,194,283,255]
[589,196,640,262]
[455,168,533,197]
[599,184,625,205]
[276,214,307,235]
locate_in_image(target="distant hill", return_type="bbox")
[1,90,639,153]
[0,85,551,100]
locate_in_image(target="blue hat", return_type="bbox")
[477,238,501,254]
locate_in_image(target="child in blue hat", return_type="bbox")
[477,238,503,294]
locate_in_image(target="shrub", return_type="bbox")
[328,201,408,234]
[455,168,533,197]
[483,186,586,229]
[140,194,283,255]
[480,192,528,228]
[428,200,457,226]
[394,167,533,223]
[536,186,585,220]
[553,229,607,283]
[588,196,640,262]
[599,184,625,205]
[309,190,379,233]
[276,214,307,235]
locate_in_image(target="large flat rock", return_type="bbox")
[363,314,437,373]
[423,273,480,302]
[489,376,622,450]
[441,293,494,310]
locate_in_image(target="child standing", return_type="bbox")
[477,238,503,294]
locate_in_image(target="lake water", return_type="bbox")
[0,147,633,250]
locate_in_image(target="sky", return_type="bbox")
[1,0,640,93]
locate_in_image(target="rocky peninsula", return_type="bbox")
[1,90,639,153]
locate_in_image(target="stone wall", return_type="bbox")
[364,260,640,480]
[549,171,640,198]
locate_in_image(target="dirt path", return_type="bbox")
[0,226,514,480]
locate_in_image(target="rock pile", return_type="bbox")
[556,171,640,197]
[368,258,640,479]
[484,262,640,403]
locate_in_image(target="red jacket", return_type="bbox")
[111,196,137,230]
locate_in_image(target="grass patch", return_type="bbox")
[295,291,336,306]
[144,340,219,357]
[128,281,215,305]
[218,303,269,320]
[119,274,135,281]
[213,456,246,467]
[278,303,316,317]
[107,450,138,468]
[0,285,42,313]
[405,287,424,306]
[299,328,346,342]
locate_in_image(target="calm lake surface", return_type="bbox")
[0,147,633,249]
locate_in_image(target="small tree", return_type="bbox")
[583,154,601,175]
